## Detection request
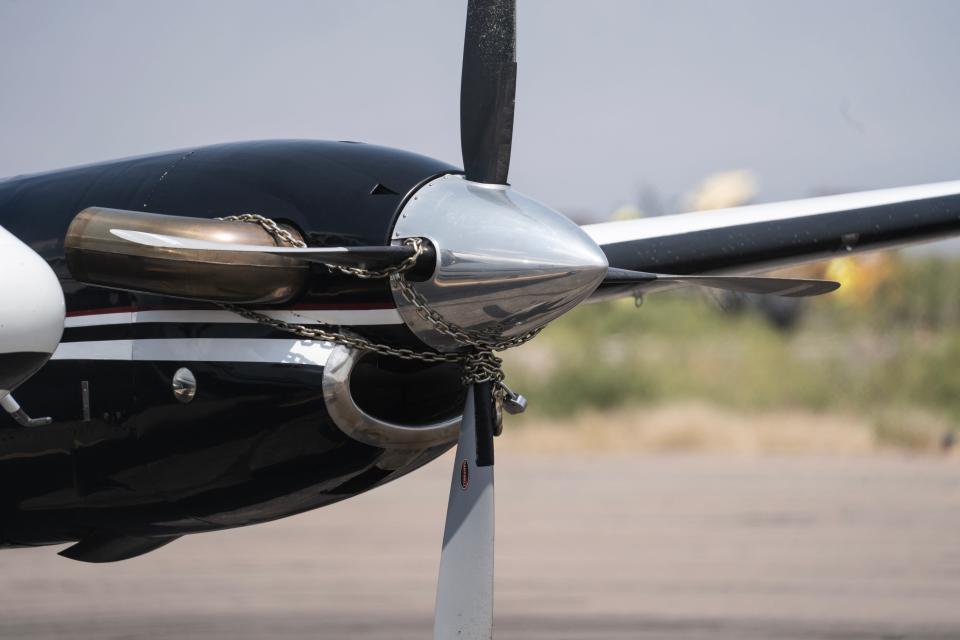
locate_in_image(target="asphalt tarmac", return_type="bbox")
[2,454,960,639]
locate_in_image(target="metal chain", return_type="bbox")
[217,213,422,279]
[218,214,307,248]
[390,274,543,353]
[216,214,538,390]
[220,303,464,365]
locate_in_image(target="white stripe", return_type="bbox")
[66,312,135,327]
[582,180,960,247]
[64,308,402,328]
[54,340,133,360]
[50,338,333,366]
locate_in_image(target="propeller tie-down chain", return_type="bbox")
[218,213,423,279]
[219,213,531,417]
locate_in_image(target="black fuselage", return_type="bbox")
[0,140,462,549]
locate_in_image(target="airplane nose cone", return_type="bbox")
[0,226,65,396]
[390,174,608,351]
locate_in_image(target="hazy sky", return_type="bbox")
[2,0,959,219]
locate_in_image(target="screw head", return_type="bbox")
[172,367,197,404]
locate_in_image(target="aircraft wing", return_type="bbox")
[581,180,960,301]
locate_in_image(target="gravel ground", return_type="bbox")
[2,453,959,639]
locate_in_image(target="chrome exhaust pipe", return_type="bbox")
[65,208,309,304]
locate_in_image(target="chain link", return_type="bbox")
[219,213,424,279]
[390,274,543,353]
[217,214,537,391]
[220,303,464,364]
[218,213,307,248]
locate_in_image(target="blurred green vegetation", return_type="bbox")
[503,256,960,450]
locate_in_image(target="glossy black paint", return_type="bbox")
[600,193,960,277]
[0,140,462,552]
[1,140,456,307]
[59,534,180,563]
[0,353,49,391]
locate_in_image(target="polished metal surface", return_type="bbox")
[322,345,461,448]
[65,208,309,304]
[390,174,608,351]
[433,385,495,640]
[172,368,197,404]
[501,384,527,415]
[0,394,53,427]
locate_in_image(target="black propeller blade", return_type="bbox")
[460,0,517,185]
[108,227,427,272]
[601,267,840,298]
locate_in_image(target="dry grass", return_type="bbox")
[495,262,960,457]
[502,402,958,456]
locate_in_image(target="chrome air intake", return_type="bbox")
[390,174,609,351]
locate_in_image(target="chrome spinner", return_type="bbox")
[390,174,608,351]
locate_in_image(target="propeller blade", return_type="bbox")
[109,228,419,271]
[601,267,839,298]
[460,0,517,185]
[434,383,496,640]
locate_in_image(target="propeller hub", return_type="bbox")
[390,174,608,351]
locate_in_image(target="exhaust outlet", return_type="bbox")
[65,208,309,304]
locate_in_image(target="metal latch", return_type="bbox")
[501,384,527,415]
[1,394,53,427]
